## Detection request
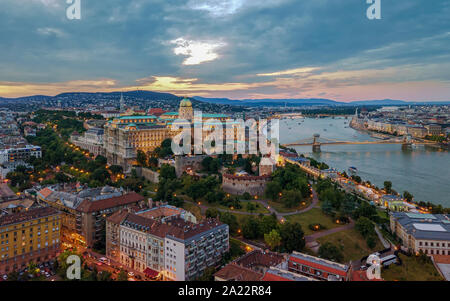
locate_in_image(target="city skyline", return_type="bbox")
[0,0,450,101]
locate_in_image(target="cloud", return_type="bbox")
[0,79,118,98]
[0,0,449,101]
[171,38,226,65]
[36,27,65,37]
[257,67,319,77]
[188,0,245,16]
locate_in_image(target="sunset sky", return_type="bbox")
[0,0,449,101]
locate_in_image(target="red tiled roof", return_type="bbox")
[433,255,450,264]
[214,264,263,281]
[77,192,145,213]
[235,250,285,269]
[106,209,130,224]
[38,187,53,199]
[262,271,293,281]
[122,214,225,241]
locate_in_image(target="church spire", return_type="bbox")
[120,93,125,112]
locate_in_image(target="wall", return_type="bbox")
[135,167,160,183]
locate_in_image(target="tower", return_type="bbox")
[179,97,194,120]
[120,93,126,112]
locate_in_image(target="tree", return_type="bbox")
[219,212,239,234]
[242,192,251,200]
[278,222,305,252]
[383,181,393,194]
[281,190,302,208]
[55,172,71,183]
[117,270,128,281]
[109,165,123,175]
[205,208,219,218]
[159,164,176,181]
[265,181,282,201]
[246,202,257,213]
[242,217,261,239]
[403,191,413,202]
[95,155,108,165]
[136,150,148,167]
[264,229,282,251]
[259,214,278,235]
[318,242,344,263]
[91,167,110,183]
[355,217,375,238]
[366,235,377,249]
[98,271,113,281]
[353,202,378,221]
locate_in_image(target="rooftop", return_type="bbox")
[0,207,59,227]
[289,251,350,276]
[235,250,285,269]
[214,264,263,281]
[391,212,450,241]
[77,192,145,213]
[262,267,316,281]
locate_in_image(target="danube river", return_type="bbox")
[279,117,450,207]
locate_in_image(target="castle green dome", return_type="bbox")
[180,98,192,107]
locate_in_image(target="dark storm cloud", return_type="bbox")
[0,0,449,99]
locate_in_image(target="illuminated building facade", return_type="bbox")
[0,207,61,274]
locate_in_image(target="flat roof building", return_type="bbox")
[390,212,450,255]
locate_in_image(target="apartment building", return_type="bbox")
[37,185,146,248]
[390,212,450,255]
[0,145,42,165]
[0,207,61,274]
[113,210,229,281]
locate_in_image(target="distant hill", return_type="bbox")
[1,91,448,107]
[349,99,407,105]
[194,96,450,106]
[0,91,182,102]
[193,96,339,106]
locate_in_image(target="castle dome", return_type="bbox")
[180,98,192,107]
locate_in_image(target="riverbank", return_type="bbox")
[281,117,450,206]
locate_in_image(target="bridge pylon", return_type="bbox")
[402,134,412,146]
[312,134,321,152]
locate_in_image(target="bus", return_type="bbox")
[380,255,397,267]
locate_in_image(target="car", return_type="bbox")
[128,272,134,277]
[2,275,7,280]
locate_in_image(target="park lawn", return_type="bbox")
[381,254,443,281]
[207,202,270,215]
[286,208,340,235]
[268,199,311,214]
[182,202,203,220]
[241,201,271,214]
[317,229,383,263]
